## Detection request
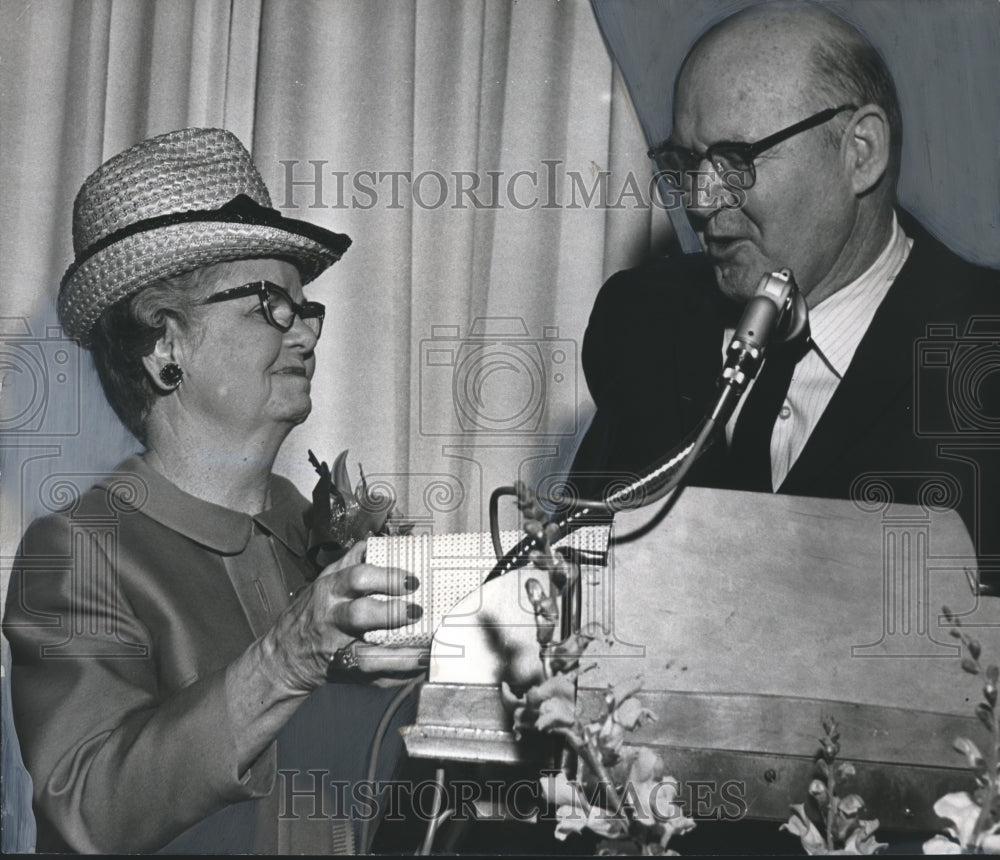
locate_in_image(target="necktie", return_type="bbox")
[728,327,812,492]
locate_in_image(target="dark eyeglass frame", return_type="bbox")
[648,104,858,189]
[203,280,325,336]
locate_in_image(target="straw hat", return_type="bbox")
[59,127,351,347]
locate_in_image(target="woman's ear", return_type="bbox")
[142,317,185,392]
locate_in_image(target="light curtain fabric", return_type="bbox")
[1,0,669,585]
[1,2,668,849]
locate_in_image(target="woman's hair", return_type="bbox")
[89,267,219,444]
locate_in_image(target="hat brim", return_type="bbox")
[59,213,350,347]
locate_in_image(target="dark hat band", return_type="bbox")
[62,194,352,290]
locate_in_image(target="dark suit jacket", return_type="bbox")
[570,214,1000,573]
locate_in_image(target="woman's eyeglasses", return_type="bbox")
[203,281,325,337]
[648,104,857,189]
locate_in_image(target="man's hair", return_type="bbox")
[89,268,217,444]
[807,21,903,181]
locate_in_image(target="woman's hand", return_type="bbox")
[264,541,422,693]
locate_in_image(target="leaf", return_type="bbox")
[969,639,983,661]
[954,737,985,770]
[978,821,1000,853]
[524,673,576,710]
[780,803,827,854]
[541,771,581,808]
[921,834,964,854]
[331,449,354,497]
[535,696,579,733]
[613,697,656,731]
[627,746,665,785]
[835,762,856,782]
[596,715,626,757]
[831,793,866,843]
[606,675,645,710]
[988,666,999,685]
[933,791,983,849]
[842,817,888,854]
[500,681,525,713]
[548,631,595,675]
[977,703,995,733]
[962,657,981,675]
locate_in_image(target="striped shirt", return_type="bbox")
[723,213,913,490]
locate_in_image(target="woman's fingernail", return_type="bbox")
[404,575,420,591]
[407,603,423,620]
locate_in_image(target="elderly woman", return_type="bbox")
[3,128,421,853]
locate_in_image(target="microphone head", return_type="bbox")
[719,269,808,393]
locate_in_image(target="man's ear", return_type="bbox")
[142,317,185,392]
[843,104,890,196]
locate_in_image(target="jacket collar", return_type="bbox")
[99,455,309,556]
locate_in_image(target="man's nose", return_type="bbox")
[684,158,733,223]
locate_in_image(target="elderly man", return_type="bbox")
[571,3,999,577]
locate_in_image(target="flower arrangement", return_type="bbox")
[780,717,886,854]
[921,607,1000,854]
[304,449,412,569]
[500,482,694,855]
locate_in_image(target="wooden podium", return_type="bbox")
[401,485,997,830]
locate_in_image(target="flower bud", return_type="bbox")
[525,578,546,609]
[807,779,829,806]
[524,520,545,542]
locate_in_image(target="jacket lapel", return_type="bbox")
[779,221,953,492]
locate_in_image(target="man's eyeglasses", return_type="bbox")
[203,281,325,337]
[648,104,857,190]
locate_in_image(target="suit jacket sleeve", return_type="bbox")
[570,254,730,500]
[4,513,274,853]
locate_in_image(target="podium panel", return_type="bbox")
[403,486,997,830]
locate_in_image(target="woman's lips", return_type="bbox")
[275,365,308,377]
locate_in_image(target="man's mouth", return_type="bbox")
[275,366,309,377]
[704,235,747,259]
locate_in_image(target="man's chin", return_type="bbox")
[711,262,760,304]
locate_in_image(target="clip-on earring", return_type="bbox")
[159,363,184,388]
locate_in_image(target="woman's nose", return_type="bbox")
[285,314,320,348]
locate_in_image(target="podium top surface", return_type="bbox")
[430,486,993,717]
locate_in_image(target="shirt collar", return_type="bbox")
[806,212,913,378]
[99,455,309,556]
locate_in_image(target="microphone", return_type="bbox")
[711,269,808,423]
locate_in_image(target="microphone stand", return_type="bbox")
[483,269,808,583]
